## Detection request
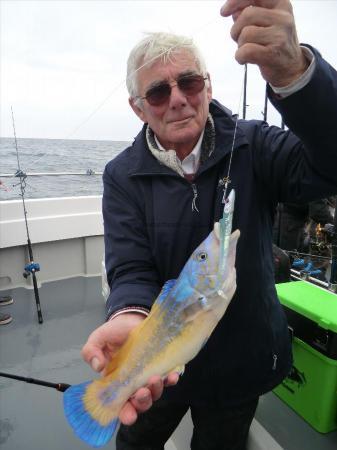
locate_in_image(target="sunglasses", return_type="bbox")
[139,74,208,107]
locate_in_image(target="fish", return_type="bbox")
[63,189,240,448]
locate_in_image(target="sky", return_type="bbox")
[1,0,337,141]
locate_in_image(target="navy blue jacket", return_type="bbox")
[103,48,337,406]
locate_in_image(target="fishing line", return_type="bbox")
[63,18,220,140]
[27,16,223,169]
[221,64,247,203]
[63,43,188,141]
[11,107,31,248]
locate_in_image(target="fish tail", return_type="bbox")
[63,381,119,448]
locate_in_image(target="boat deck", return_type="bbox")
[0,276,336,450]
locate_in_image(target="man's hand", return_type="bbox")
[81,313,179,425]
[220,0,309,87]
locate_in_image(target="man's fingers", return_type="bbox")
[221,0,251,17]
[119,401,138,426]
[81,339,107,372]
[235,43,275,66]
[231,7,287,41]
[119,373,180,426]
[129,387,153,413]
[81,323,118,372]
[164,372,180,387]
[147,375,164,402]
[236,25,272,49]
[221,0,285,17]
[81,314,146,374]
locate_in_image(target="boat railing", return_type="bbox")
[290,268,336,293]
[0,170,103,177]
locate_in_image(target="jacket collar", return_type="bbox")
[127,99,248,177]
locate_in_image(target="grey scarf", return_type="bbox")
[146,113,215,177]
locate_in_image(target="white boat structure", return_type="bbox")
[0,195,336,450]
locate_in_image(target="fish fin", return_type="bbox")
[180,295,212,322]
[156,279,176,305]
[63,381,119,448]
[146,279,177,320]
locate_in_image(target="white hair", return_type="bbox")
[126,32,208,102]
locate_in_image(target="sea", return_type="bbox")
[0,137,130,201]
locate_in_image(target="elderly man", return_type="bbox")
[82,1,337,449]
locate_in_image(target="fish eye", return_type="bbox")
[197,252,208,261]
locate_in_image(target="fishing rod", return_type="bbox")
[262,87,335,286]
[0,371,70,392]
[261,83,287,249]
[11,107,43,324]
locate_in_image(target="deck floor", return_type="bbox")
[0,276,336,450]
[0,276,112,450]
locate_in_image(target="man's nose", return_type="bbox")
[168,83,187,107]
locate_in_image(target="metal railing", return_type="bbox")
[0,170,103,177]
[290,268,336,293]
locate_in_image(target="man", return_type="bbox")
[275,199,334,253]
[82,1,337,448]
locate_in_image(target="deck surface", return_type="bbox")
[0,276,336,450]
[0,276,113,450]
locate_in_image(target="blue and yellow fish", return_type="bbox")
[63,189,240,447]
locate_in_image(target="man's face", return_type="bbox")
[129,50,212,158]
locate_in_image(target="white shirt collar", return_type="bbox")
[154,130,204,175]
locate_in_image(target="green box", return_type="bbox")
[274,281,337,433]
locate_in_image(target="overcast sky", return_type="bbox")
[1,0,337,141]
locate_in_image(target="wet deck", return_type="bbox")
[0,276,110,450]
[0,276,336,450]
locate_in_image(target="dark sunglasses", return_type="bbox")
[139,74,208,106]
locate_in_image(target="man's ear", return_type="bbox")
[206,72,212,103]
[129,97,147,123]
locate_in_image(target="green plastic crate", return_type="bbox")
[274,281,337,433]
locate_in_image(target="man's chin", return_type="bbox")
[164,132,201,152]
[168,123,200,139]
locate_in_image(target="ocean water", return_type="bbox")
[0,137,130,201]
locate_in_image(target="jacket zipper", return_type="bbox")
[191,183,199,212]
